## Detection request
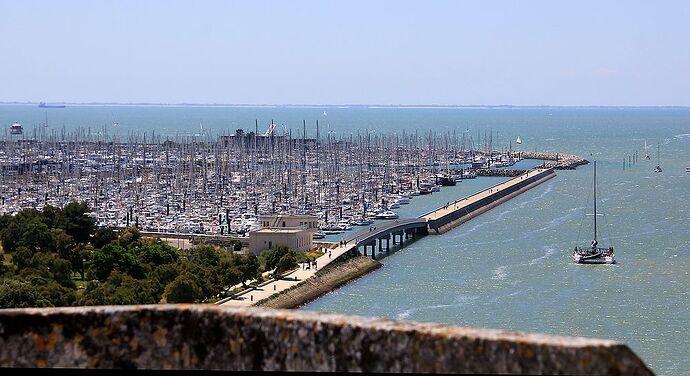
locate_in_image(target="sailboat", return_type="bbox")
[653,143,662,173]
[572,161,615,264]
[644,139,650,160]
[516,136,522,145]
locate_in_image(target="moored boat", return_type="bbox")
[375,210,399,219]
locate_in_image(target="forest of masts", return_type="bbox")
[0,121,517,235]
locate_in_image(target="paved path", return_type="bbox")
[220,243,356,307]
[422,168,550,221]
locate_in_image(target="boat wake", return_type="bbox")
[529,246,557,265]
[491,266,508,281]
[396,295,478,320]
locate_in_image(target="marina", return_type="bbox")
[0,123,547,238]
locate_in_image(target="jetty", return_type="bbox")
[422,167,555,234]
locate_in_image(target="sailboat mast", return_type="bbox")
[593,161,597,242]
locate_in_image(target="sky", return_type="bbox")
[1,0,689,106]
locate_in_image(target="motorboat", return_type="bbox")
[461,170,477,179]
[434,174,456,186]
[375,210,399,220]
[10,123,23,135]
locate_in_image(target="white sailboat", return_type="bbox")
[572,161,615,264]
[644,139,650,160]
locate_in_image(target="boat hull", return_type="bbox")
[573,255,615,264]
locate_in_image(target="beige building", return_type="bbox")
[249,215,318,254]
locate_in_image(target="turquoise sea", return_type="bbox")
[2,105,689,374]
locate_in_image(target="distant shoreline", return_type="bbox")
[1,102,689,109]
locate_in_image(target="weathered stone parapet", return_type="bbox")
[0,305,652,374]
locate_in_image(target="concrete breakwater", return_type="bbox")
[475,168,527,177]
[0,305,652,373]
[519,151,589,169]
[423,168,556,235]
[256,250,382,309]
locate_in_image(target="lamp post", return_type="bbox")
[82,258,86,280]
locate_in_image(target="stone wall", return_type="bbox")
[0,305,652,374]
[256,253,381,309]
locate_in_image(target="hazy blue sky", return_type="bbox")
[2,0,689,105]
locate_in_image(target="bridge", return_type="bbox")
[341,218,428,258]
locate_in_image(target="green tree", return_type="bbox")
[147,263,181,299]
[88,244,147,281]
[0,279,52,308]
[20,220,52,252]
[136,240,179,266]
[48,228,75,259]
[238,253,260,286]
[164,274,202,303]
[42,204,63,229]
[78,272,157,306]
[117,227,141,248]
[11,246,34,270]
[36,281,77,307]
[92,227,118,249]
[187,245,221,267]
[217,257,243,289]
[32,252,75,288]
[60,202,95,244]
[274,252,298,277]
[263,245,290,271]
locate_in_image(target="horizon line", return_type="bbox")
[1,101,689,109]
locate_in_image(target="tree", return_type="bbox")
[164,274,202,303]
[20,220,52,252]
[42,205,62,229]
[219,266,243,290]
[29,252,75,288]
[274,252,297,277]
[88,244,147,281]
[263,245,290,271]
[147,263,181,299]
[187,245,221,267]
[136,241,179,266]
[117,227,141,248]
[11,246,34,270]
[60,202,95,244]
[238,254,260,286]
[78,272,158,306]
[92,227,118,249]
[235,129,245,138]
[0,279,52,308]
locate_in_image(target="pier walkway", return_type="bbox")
[220,242,357,307]
[422,168,556,234]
